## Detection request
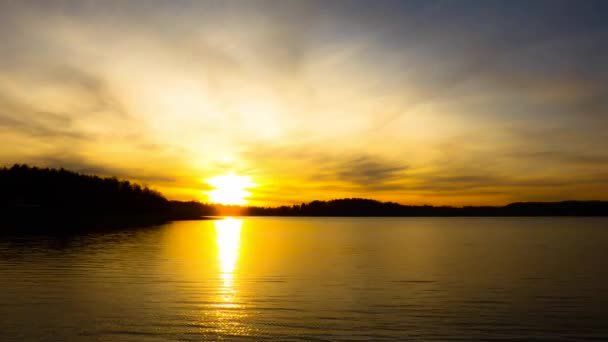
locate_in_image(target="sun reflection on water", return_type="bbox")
[212,218,253,336]
[214,218,243,303]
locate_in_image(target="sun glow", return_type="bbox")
[206,173,254,205]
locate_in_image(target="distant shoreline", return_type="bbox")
[211,215,608,218]
[218,199,608,217]
[2,165,607,235]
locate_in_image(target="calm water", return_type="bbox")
[1,217,607,341]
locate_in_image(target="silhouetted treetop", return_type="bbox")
[2,164,607,233]
[0,164,167,213]
[0,165,222,232]
[243,198,608,216]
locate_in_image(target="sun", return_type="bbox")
[206,173,254,205]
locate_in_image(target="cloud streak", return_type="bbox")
[0,1,607,204]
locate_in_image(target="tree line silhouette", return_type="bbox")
[1,164,167,213]
[1,164,607,233]
[241,198,608,216]
[0,164,208,232]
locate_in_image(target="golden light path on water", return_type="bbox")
[215,218,243,292]
[212,218,250,336]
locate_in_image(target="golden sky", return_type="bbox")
[0,1,607,206]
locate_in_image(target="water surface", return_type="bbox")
[1,217,607,341]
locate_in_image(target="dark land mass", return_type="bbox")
[1,165,607,233]
[0,164,211,234]
[238,199,608,217]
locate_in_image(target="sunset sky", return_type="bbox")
[1,0,607,206]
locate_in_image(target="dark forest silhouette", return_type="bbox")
[0,164,210,232]
[1,164,607,233]
[241,199,608,217]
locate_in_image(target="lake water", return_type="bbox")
[1,217,607,341]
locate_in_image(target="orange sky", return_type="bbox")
[0,1,607,206]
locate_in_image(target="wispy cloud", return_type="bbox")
[0,1,607,204]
